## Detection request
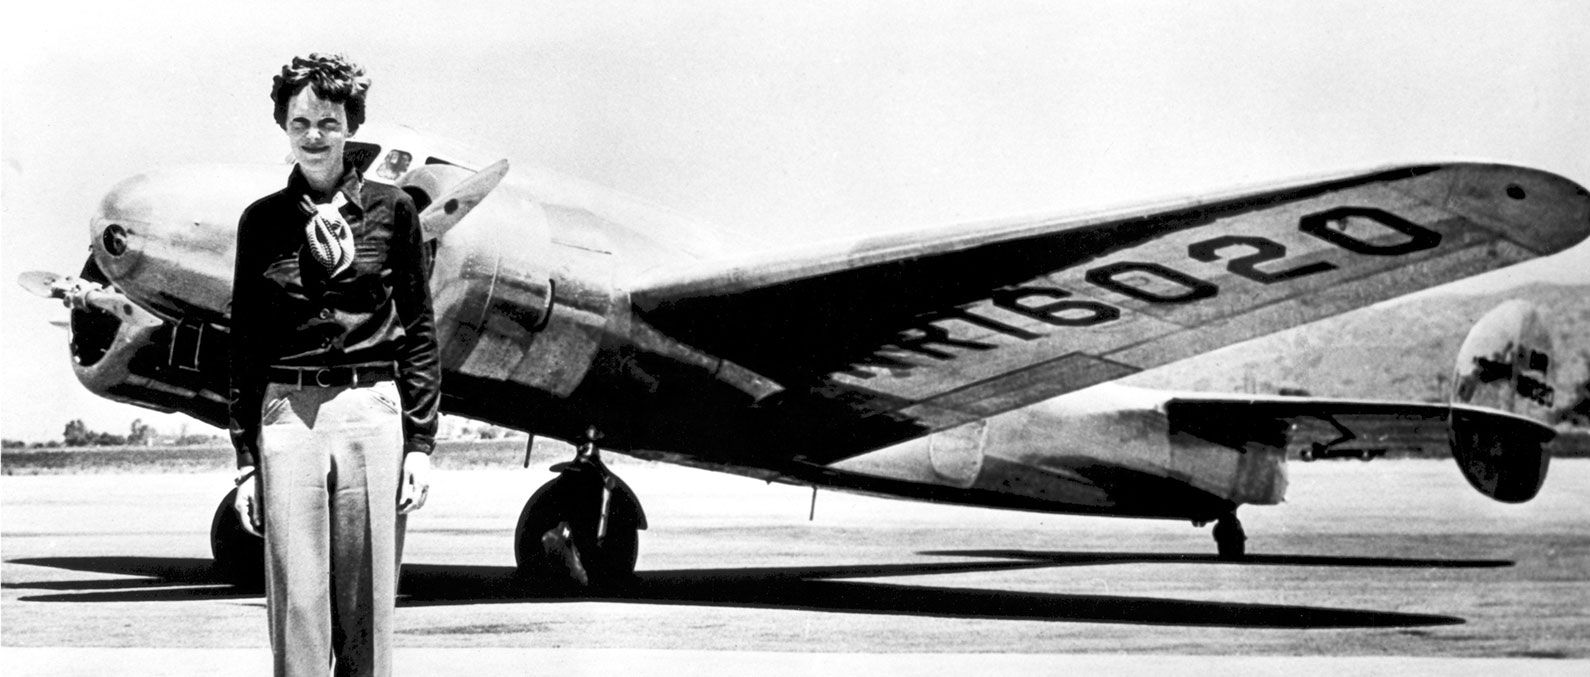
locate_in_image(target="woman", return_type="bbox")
[228,52,440,677]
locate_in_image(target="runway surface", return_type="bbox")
[3,458,1587,674]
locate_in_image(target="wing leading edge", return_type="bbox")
[632,163,1590,456]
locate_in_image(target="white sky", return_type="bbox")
[3,0,1588,442]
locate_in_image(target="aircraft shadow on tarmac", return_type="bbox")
[9,550,1508,629]
[917,549,1517,570]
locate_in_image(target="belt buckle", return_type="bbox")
[315,368,337,388]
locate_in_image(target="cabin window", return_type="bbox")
[376,149,413,180]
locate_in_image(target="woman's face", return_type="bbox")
[284,87,349,177]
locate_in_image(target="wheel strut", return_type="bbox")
[515,425,644,588]
[1212,511,1247,560]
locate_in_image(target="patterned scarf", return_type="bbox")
[301,192,355,277]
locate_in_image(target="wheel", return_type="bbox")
[514,469,641,588]
[209,487,265,589]
[1213,514,1246,560]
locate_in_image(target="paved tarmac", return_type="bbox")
[3,459,1587,674]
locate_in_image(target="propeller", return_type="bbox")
[417,158,510,241]
[16,270,140,318]
[16,270,62,299]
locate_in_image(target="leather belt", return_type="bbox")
[267,363,396,388]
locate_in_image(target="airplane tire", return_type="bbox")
[514,471,640,589]
[1213,514,1246,560]
[209,487,265,589]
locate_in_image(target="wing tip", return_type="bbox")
[1391,162,1590,255]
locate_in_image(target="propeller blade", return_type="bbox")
[418,159,510,241]
[17,270,64,299]
[16,270,138,318]
[87,292,141,319]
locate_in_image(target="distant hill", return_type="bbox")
[1123,282,1590,415]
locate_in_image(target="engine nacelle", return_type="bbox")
[63,262,230,428]
[397,165,608,398]
[829,384,1287,518]
[1449,300,1555,503]
[90,165,283,322]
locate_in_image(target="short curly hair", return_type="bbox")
[270,53,371,134]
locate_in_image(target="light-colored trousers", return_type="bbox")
[260,380,406,677]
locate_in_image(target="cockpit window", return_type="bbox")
[344,141,383,176]
[376,149,413,180]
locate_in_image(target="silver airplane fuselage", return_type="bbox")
[63,123,1580,530]
[62,126,1268,523]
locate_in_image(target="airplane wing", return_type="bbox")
[631,163,1590,446]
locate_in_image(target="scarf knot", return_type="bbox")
[301,193,354,276]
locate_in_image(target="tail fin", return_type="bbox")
[1449,300,1555,502]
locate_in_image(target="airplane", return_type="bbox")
[19,122,1590,587]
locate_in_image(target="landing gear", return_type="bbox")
[1212,512,1246,560]
[514,428,646,588]
[209,487,264,589]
